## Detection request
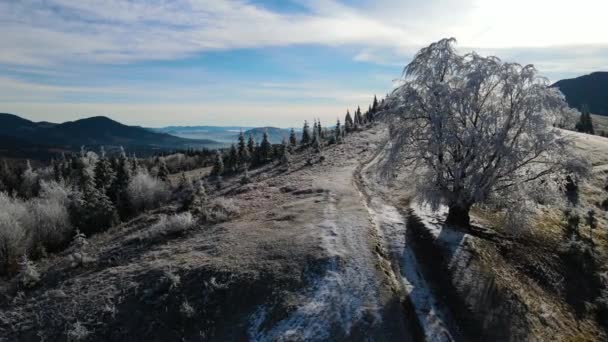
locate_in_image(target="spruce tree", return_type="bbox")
[289,128,297,148]
[227,144,238,173]
[94,147,116,192]
[345,110,354,133]
[157,157,170,182]
[109,148,132,219]
[311,121,319,146]
[237,131,250,167]
[372,95,378,113]
[317,120,323,139]
[247,134,255,155]
[301,121,311,145]
[211,150,224,177]
[259,131,272,163]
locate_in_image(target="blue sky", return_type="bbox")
[0,0,607,127]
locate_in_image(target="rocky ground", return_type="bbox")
[1,123,607,341]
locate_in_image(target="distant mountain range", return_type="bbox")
[152,125,296,144]
[0,114,220,160]
[553,72,608,116]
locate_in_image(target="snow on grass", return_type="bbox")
[249,187,382,341]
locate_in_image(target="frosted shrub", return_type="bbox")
[18,254,40,288]
[200,197,240,223]
[0,193,27,274]
[66,321,90,341]
[27,197,72,254]
[150,212,195,236]
[127,171,169,212]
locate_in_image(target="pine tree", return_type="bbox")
[237,131,250,167]
[301,121,311,145]
[247,134,255,155]
[575,106,595,134]
[211,150,224,177]
[70,164,118,234]
[259,131,272,163]
[372,95,378,113]
[226,144,238,173]
[317,120,323,139]
[345,110,354,133]
[311,121,319,146]
[94,147,116,192]
[157,157,170,182]
[367,104,374,122]
[289,128,297,148]
[109,148,132,219]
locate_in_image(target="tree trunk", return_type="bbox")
[446,203,471,228]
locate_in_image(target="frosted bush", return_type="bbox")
[127,171,169,211]
[18,254,40,288]
[150,212,195,236]
[66,321,90,341]
[0,193,27,274]
[26,197,72,253]
[200,197,240,223]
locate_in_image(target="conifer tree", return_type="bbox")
[237,131,250,167]
[71,164,118,234]
[109,148,132,219]
[94,147,116,192]
[335,119,342,143]
[211,150,224,177]
[247,134,255,155]
[259,131,272,163]
[289,128,297,148]
[345,110,354,133]
[372,95,378,113]
[317,120,323,139]
[227,144,238,172]
[575,106,595,134]
[157,157,170,182]
[301,121,311,145]
[311,121,319,146]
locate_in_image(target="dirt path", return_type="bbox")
[250,128,458,341]
[358,141,457,342]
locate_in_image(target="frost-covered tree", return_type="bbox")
[334,119,342,143]
[289,128,297,148]
[247,134,255,155]
[259,131,272,162]
[301,121,311,145]
[156,157,170,182]
[94,147,116,192]
[344,110,354,133]
[211,150,224,177]
[20,160,39,199]
[237,131,250,167]
[385,38,588,228]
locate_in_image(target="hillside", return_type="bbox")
[0,114,220,159]
[553,72,608,115]
[2,122,607,340]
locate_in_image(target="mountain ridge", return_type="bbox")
[552,72,608,116]
[0,113,220,159]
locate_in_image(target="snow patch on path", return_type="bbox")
[361,147,456,342]
[249,188,383,341]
